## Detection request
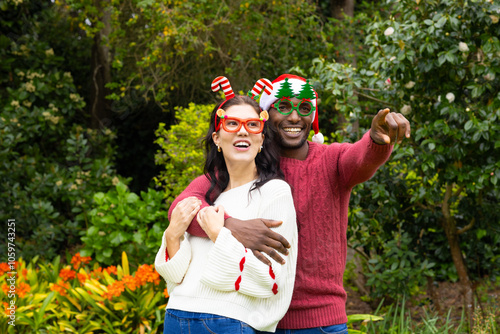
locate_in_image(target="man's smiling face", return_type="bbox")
[268,97,313,154]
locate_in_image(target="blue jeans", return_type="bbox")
[164,309,258,334]
[274,324,348,334]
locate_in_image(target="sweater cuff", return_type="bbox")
[154,232,191,284]
[366,130,393,153]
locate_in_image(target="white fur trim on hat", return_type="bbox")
[259,74,318,122]
[312,132,324,144]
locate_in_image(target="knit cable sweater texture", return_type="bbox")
[169,131,392,328]
[157,179,298,332]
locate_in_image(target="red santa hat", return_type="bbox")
[258,74,324,144]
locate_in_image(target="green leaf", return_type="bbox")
[103,248,113,257]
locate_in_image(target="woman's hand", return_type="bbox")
[165,197,201,258]
[197,205,225,242]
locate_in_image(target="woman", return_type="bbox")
[155,76,298,333]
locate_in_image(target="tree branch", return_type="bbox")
[354,90,395,107]
[457,218,475,235]
[442,183,453,221]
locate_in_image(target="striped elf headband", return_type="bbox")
[211,76,269,131]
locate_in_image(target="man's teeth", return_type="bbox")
[284,128,301,133]
[235,142,249,147]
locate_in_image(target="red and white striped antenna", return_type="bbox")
[250,78,272,99]
[211,76,235,100]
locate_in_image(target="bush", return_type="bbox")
[0,0,120,260]
[309,0,500,297]
[80,182,167,266]
[0,253,167,333]
[154,103,212,206]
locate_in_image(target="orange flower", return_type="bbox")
[21,268,28,279]
[1,284,9,295]
[10,261,19,270]
[17,282,31,298]
[104,266,117,275]
[71,253,92,270]
[102,280,125,300]
[50,280,70,296]
[77,272,90,284]
[135,264,161,286]
[163,287,169,298]
[3,302,15,316]
[122,275,138,291]
[91,267,103,278]
[0,263,11,276]
[59,268,76,281]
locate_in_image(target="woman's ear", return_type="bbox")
[212,131,219,147]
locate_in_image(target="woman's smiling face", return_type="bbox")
[212,104,264,167]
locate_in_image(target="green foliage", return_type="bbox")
[309,0,500,289]
[154,103,212,206]
[81,182,167,266]
[64,0,330,109]
[347,314,383,334]
[364,233,434,300]
[363,299,466,334]
[0,0,119,260]
[0,254,166,333]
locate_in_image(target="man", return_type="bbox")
[167,74,411,333]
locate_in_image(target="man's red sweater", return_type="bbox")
[168,131,392,328]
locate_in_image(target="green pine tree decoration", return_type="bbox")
[296,80,315,100]
[275,78,295,99]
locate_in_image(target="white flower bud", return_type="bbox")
[458,42,469,52]
[384,27,395,36]
[446,92,455,103]
[484,73,495,81]
[401,105,412,115]
[405,81,415,89]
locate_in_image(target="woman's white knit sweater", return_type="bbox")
[155,179,297,332]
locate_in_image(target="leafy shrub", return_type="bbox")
[309,0,500,294]
[0,253,167,333]
[364,233,434,301]
[67,0,331,109]
[154,103,212,206]
[80,182,167,266]
[0,0,119,260]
